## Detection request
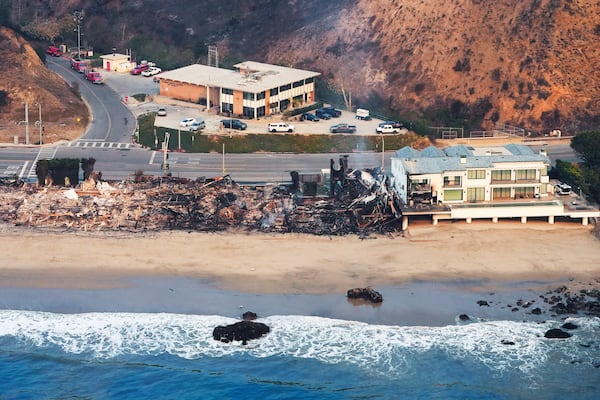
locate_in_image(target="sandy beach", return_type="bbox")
[1,222,599,293]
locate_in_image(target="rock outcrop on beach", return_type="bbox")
[347,287,383,304]
[212,320,270,345]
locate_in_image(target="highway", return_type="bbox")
[0,58,581,183]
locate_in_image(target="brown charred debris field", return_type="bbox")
[0,161,403,237]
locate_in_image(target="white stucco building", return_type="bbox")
[390,144,599,226]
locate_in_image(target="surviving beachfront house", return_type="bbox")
[391,144,551,205]
[157,61,321,119]
[390,144,599,227]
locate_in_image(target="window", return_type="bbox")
[221,102,233,113]
[256,106,265,117]
[443,175,461,187]
[491,170,511,181]
[515,169,536,181]
[221,88,233,95]
[243,106,254,118]
[493,187,511,200]
[515,187,535,198]
[305,77,314,84]
[467,187,485,202]
[243,92,255,101]
[467,169,485,179]
[279,83,291,92]
[257,91,266,100]
[444,189,463,201]
[270,87,279,96]
[292,80,304,88]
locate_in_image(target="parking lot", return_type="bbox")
[101,69,392,136]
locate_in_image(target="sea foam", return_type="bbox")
[1,310,597,379]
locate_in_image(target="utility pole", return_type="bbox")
[73,10,84,59]
[222,143,225,175]
[24,102,29,145]
[381,135,385,172]
[162,132,170,176]
[35,102,42,145]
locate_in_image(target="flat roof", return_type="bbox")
[159,61,321,93]
[100,53,130,60]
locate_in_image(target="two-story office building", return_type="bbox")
[157,61,321,119]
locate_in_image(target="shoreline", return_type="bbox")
[1,222,599,293]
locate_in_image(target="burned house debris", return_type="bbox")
[0,155,403,236]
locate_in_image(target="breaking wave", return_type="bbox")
[1,310,598,379]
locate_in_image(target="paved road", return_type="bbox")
[46,57,136,142]
[0,58,582,183]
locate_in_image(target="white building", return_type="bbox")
[390,144,599,226]
[157,61,321,119]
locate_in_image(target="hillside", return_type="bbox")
[0,26,88,144]
[2,0,599,136]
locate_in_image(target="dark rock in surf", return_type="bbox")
[561,322,578,330]
[213,320,270,345]
[347,287,383,303]
[458,314,470,321]
[544,328,572,339]
[477,300,489,307]
[242,311,258,321]
[531,307,542,315]
[501,340,515,345]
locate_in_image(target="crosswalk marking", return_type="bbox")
[67,141,131,149]
[26,146,59,181]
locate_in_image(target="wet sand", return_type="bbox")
[1,222,599,325]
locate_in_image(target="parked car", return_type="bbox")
[315,109,332,120]
[157,107,167,116]
[321,106,342,117]
[300,112,320,122]
[267,122,294,132]
[330,123,357,134]
[189,120,206,132]
[180,118,197,127]
[221,119,247,130]
[142,67,162,77]
[555,183,572,195]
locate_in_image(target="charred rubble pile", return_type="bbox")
[287,156,403,235]
[0,156,403,235]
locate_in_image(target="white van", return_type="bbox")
[268,122,294,132]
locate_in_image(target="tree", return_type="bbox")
[570,131,600,203]
[571,131,600,167]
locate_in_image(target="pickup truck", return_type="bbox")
[376,124,407,134]
[330,123,357,134]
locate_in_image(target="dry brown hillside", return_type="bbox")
[0,27,87,144]
[3,0,600,135]
[264,0,600,133]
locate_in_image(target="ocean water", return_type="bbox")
[1,310,599,399]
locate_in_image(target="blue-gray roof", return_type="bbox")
[393,144,549,175]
